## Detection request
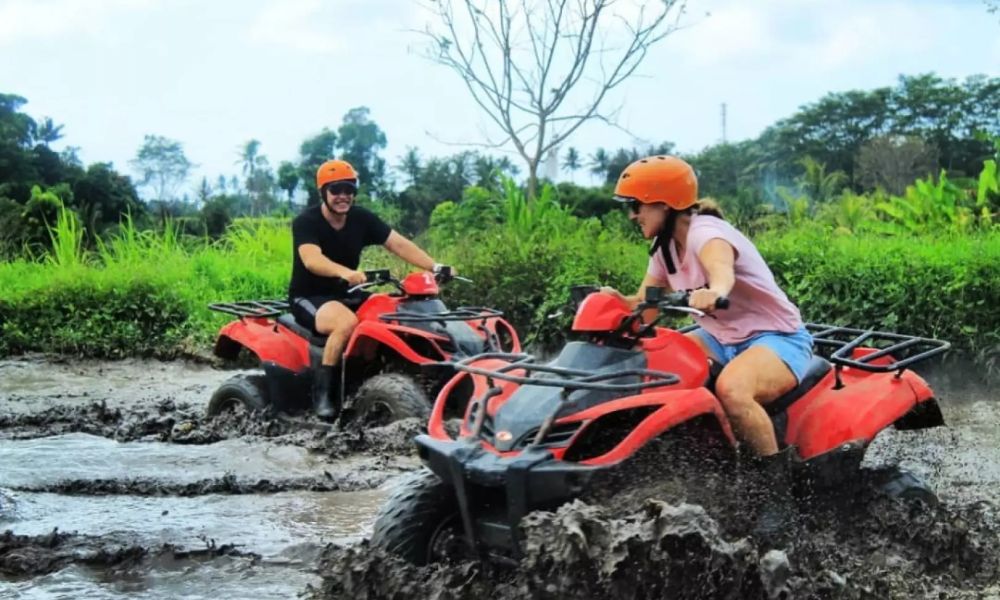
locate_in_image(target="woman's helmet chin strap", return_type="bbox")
[648,207,679,275]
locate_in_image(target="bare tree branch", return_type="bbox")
[421,0,687,197]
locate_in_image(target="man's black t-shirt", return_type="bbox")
[288,205,392,300]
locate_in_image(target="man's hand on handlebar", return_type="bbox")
[343,270,367,286]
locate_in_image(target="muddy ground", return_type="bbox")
[1,355,999,599]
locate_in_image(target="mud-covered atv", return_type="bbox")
[207,268,521,424]
[371,285,951,564]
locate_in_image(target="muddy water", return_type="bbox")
[3,356,1000,599]
[0,357,417,599]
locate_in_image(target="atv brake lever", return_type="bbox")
[346,282,375,294]
[660,305,707,318]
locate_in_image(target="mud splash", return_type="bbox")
[312,492,1000,600]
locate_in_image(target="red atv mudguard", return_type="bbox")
[215,317,311,372]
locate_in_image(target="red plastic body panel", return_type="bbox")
[401,272,440,296]
[642,327,710,389]
[571,292,631,333]
[217,318,311,373]
[354,293,400,323]
[784,365,933,460]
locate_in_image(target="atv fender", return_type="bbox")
[785,370,939,460]
[215,318,310,372]
[344,320,451,364]
[573,388,735,466]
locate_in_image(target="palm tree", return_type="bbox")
[36,117,64,147]
[563,147,581,183]
[589,148,610,183]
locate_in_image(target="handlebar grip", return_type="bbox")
[715,297,730,310]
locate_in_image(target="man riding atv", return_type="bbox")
[602,155,814,532]
[290,158,452,421]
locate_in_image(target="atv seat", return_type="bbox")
[277,313,328,347]
[765,355,832,416]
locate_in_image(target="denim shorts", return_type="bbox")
[691,326,814,383]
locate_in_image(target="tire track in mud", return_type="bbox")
[8,472,398,497]
[0,529,259,578]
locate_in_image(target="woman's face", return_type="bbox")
[628,202,668,239]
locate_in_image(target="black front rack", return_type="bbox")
[451,351,679,393]
[805,323,951,374]
[379,306,504,323]
[451,352,680,448]
[208,300,289,318]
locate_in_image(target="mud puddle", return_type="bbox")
[0,356,421,598]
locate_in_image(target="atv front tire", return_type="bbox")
[207,375,270,417]
[370,469,463,564]
[352,373,430,425]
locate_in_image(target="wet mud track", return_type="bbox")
[3,356,1000,599]
[0,356,421,598]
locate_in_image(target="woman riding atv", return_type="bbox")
[602,156,813,520]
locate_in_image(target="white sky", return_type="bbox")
[1,0,998,194]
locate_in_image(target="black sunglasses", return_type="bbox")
[622,199,640,214]
[326,183,357,197]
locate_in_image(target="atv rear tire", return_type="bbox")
[207,375,270,417]
[873,466,939,507]
[352,373,430,425]
[370,469,463,565]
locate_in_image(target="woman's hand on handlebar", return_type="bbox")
[688,288,725,313]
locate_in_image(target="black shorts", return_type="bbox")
[290,292,371,334]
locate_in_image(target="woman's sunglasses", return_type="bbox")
[621,199,641,214]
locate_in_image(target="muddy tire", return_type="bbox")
[370,469,463,565]
[352,373,430,425]
[207,375,270,417]
[870,466,939,507]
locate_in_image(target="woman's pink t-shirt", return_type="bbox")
[647,215,802,344]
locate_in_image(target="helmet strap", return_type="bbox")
[649,208,679,275]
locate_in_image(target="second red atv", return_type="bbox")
[371,285,950,564]
[206,268,521,424]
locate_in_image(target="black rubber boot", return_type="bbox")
[312,365,340,422]
[750,447,798,546]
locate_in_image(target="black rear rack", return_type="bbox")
[379,306,503,323]
[208,300,289,318]
[805,323,951,374]
[452,352,679,449]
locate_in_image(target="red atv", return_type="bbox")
[206,268,521,424]
[371,285,950,564]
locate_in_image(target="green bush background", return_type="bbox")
[0,182,997,370]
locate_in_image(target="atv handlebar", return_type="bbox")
[643,287,729,312]
[346,266,468,294]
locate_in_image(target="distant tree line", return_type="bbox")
[1,72,996,257]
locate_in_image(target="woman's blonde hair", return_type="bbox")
[693,197,725,219]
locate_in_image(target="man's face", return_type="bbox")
[324,182,357,214]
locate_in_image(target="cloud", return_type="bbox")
[0,0,151,45]
[247,0,345,53]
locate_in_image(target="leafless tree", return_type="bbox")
[421,0,688,198]
[856,135,939,196]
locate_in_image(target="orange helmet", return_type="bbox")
[613,155,698,210]
[316,159,359,190]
